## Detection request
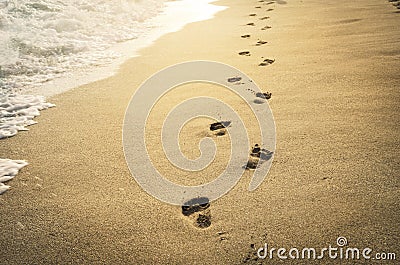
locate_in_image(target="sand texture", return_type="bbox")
[1,0,399,264]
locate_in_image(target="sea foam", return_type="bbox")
[0,0,225,195]
[0,0,166,92]
[0,93,53,194]
[0,94,55,139]
[0,159,28,194]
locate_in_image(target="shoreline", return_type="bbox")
[24,0,227,97]
[1,0,399,264]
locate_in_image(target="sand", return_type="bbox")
[1,0,399,264]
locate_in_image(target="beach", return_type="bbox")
[1,0,399,264]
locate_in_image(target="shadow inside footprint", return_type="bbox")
[182,197,212,229]
[241,34,251,38]
[259,16,270,20]
[255,40,268,46]
[245,144,274,169]
[227,76,242,83]
[250,144,274,160]
[182,197,210,216]
[196,214,212,228]
[261,25,272,30]
[249,13,257,16]
[259,58,275,66]
[256,92,272,99]
[245,157,259,170]
[246,22,255,26]
[239,51,251,56]
[210,121,231,131]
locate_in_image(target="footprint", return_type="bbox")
[238,51,251,56]
[182,197,210,215]
[182,197,212,229]
[245,144,274,169]
[261,25,272,30]
[255,6,262,9]
[258,58,275,66]
[210,122,230,136]
[210,121,231,131]
[196,214,212,228]
[245,88,271,100]
[227,76,242,83]
[249,13,257,16]
[245,157,259,170]
[266,8,274,11]
[253,92,272,104]
[255,40,268,46]
[241,34,251,38]
[246,22,255,26]
[210,121,231,136]
[259,16,270,20]
[255,92,272,99]
[251,144,273,159]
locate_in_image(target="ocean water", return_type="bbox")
[0,0,226,95]
[0,0,167,93]
[0,0,226,194]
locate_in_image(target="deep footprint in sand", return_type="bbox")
[241,34,251,38]
[259,58,275,66]
[227,76,246,85]
[249,13,257,16]
[253,92,272,104]
[196,214,212,228]
[255,40,268,46]
[239,51,251,56]
[266,8,274,11]
[246,22,255,26]
[259,16,270,20]
[261,25,272,30]
[256,92,272,100]
[182,197,212,229]
[245,144,274,169]
[210,121,231,136]
[227,76,242,83]
[210,121,231,131]
[244,88,272,102]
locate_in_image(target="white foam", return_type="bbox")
[0,159,28,194]
[1,0,227,97]
[0,0,226,195]
[0,94,55,139]
[0,0,167,92]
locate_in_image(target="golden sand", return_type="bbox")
[1,0,399,263]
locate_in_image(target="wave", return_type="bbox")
[0,0,166,92]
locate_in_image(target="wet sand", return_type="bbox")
[1,0,399,264]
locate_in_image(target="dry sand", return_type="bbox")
[1,0,399,264]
